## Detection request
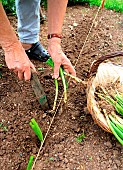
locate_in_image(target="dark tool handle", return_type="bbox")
[87,51,123,77]
[31,70,49,110]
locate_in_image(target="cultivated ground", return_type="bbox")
[0,5,123,170]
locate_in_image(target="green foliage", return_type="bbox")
[0,122,8,132]
[41,0,47,9]
[76,133,85,143]
[2,0,15,13]
[29,118,43,142]
[106,0,123,12]
[89,0,123,12]
[49,157,54,161]
[26,156,34,170]
[42,0,123,12]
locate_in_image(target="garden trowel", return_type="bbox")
[31,70,49,110]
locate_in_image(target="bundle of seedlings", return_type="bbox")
[87,51,123,145]
[46,57,83,110]
[95,85,123,145]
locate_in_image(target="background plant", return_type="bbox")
[41,0,123,12]
[89,0,123,12]
[2,0,123,14]
[2,0,15,13]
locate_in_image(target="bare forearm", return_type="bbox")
[48,0,68,34]
[0,3,19,48]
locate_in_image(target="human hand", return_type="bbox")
[48,38,76,79]
[3,42,36,81]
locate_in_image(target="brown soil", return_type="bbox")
[0,5,123,170]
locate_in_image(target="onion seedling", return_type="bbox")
[104,111,123,145]
[114,93,123,108]
[106,95,123,116]
[109,114,123,133]
[59,67,67,103]
[111,112,123,125]
[53,79,59,110]
[29,118,43,142]
[38,67,45,71]
[26,155,34,170]
[63,71,83,83]
[46,58,67,108]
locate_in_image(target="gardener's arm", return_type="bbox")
[0,3,36,80]
[48,0,76,78]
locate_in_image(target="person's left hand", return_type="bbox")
[48,37,76,79]
[4,41,36,81]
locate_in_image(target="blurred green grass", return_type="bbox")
[89,0,123,12]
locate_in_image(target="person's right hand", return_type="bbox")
[48,37,76,79]
[3,42,36,81]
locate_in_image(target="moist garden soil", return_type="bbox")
[0,5,123,170]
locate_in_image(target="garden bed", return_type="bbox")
[0,5,123,170]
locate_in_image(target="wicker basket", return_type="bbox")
[87,52,123,133]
